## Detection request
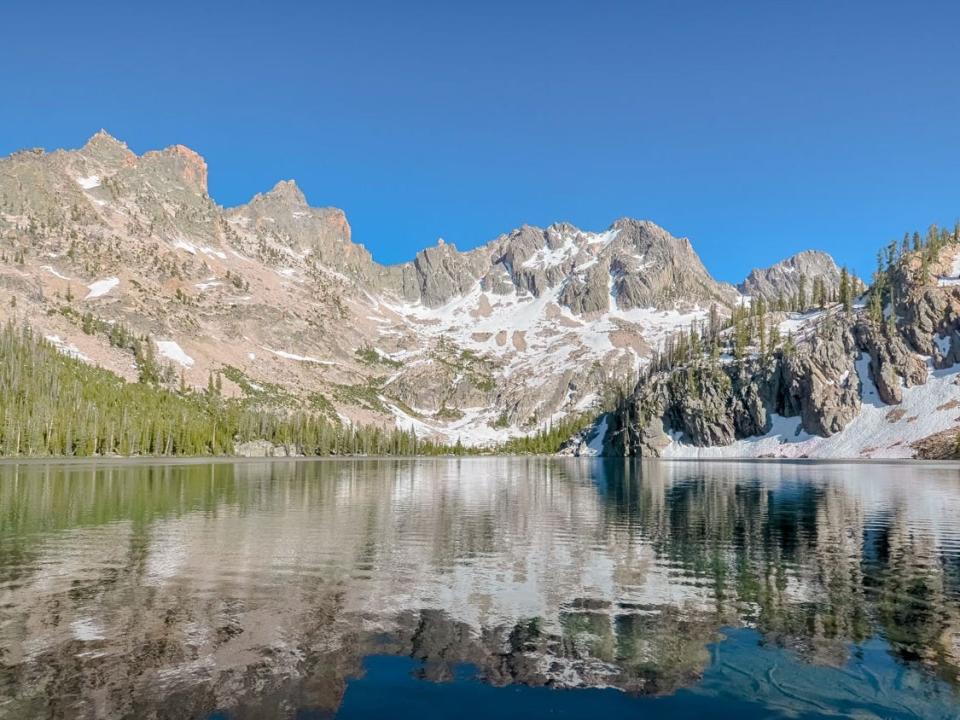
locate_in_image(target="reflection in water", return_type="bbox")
[0,458,959,718]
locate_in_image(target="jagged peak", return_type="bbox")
[138,143,209,193]
[739,249,845,297]
[267,179,307,205]
[773,249,837,268]
[242,179,310,211]
[744,250,839,280]
[80,129,135,165]
[611,217,663,232]
[84,128,127,148]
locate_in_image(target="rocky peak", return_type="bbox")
[739,250,842,300]
[260,179,308,207]
[224,178,358,271]
[80,129,136,167]
[142,144,208,194]
[605,218,739,310]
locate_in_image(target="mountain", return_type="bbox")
[0,132,859,450]
[738,250,858,303]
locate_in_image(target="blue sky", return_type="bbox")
[1,0,958,282]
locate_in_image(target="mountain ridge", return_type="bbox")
[0,131,855,448]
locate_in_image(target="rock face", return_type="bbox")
[613,250,960,458]
[616,319,861,456]
[234,440,302,457]
[739,250,845,301]
[779,319,861,435]
[389,218,739,311]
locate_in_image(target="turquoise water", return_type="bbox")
[1,458,959,718]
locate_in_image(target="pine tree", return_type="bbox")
[839,266,852,313]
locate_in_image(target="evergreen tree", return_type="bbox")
[839,266,852,313]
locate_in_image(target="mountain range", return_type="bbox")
[4,131,935,456]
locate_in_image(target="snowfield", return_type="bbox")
[156,340,194,368]
[385,402,520,447]
[380,282,706,382]
[85,277,119,299]
[75,175,100,190]
[661,354,960,459]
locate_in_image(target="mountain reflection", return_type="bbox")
[1,458,959,718]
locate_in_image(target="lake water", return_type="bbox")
[1,458,959,719]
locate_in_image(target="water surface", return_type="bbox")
[1,458,959,718]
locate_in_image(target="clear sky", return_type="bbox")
[1,0,958,282]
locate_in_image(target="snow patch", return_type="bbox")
[581,415,609,456]
[85,277,119,299]
[264,347,332,364]
[45,335,90,363]
[936,251,960,285]
[156,340,194,368]
[195,277,222,292]
[934,333,951,357]
[173,239,197,255]
[200,246,227,260]
[40,265,70,280]
[75,175,100,190]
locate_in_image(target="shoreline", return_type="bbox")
[0,455,958,468]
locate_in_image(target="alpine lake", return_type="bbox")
[1,458,959,719]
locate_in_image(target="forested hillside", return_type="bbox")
[0,323,454,457]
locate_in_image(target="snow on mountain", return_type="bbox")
[85,277,119,299]
[661,356,960,459]
[0,131,841,448]
[156,340,194,368]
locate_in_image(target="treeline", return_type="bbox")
[0,323,455,457]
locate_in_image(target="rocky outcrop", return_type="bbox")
[854,322,926,404]
[616,316,865,456]
[234,440,302,457]
[912,428,960,459]
[614,253,960,457]
[226,179,369,277]
[779,319,860,436]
